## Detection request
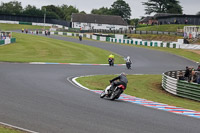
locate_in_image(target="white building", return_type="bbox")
[71,13,128,30]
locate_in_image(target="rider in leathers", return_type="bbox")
[109,73,128,91]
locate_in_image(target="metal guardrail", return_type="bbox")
[162,70,200,101]
[85,29,184,36]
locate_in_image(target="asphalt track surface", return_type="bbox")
[0,34,199,133]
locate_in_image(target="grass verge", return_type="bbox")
[0,32,124,64]
[0,125,24,133]
[0,23,48,31]
[136,24,193,32]
[127,34,183,42]
[76,74,200,111]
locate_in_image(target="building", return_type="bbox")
[155,13,200,25]
[140,13,200,25]
[71,13,128,30]
[139,16,158,25]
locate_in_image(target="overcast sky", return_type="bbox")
[1,0,200,18]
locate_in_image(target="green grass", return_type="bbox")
[136,24,192,32]
[0,126,23,133]
[76,75,200,111]
[0,33,124,64]
[127,34,183,42]
[0,23,49,31]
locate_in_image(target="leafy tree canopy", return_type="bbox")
[142,0,183,15]
[111,0,131,21]
[91,0,131,21]
[0,1,23,15]
[91,7,112,15]
[61,5,79,21]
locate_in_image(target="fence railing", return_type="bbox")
[84,29,184,36]
[162,70,200,101]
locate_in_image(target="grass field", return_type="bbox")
[0,32,124,64]
[76,75,200,111]
[127,34,183,42]
[136,24,191,32]
[0,23,49,31]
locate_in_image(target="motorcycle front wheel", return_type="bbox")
[100,91,106,98]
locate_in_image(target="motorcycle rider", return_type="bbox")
[79,35,82,41]
[126,56,132,69]
[109,72,128,92]
[108,54,114,66]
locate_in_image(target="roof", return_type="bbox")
[139,16,154,23]
[154,13,200,19]
[71,13,128,26]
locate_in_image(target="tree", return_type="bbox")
[128,18,139,26]
[23,5,43,17]
[142,0,183,15]
[197,11,200,15]
[0,1,23,15]
[79,11,86,14]
[91,7,112,15]
[111,0,131,21]
[42,5,64,19]
[60,5,79,21]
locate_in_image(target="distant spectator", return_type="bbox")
[184,66,190,81]
[178,72,185,80]
[196,71,200,84]
[189,68,196,83]
[22,28,24,33]
[185,19,188,24]
[36,30,39,35]
[197,65,200,71]
[8,33,11,38]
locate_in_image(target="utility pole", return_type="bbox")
[44,8,46,30]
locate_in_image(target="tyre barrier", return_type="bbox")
[162,70,200,101]
[0,38,16,46]
[34,30,200,50]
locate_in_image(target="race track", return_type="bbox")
[0,34,199,133]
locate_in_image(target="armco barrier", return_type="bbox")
[162,70,200,101]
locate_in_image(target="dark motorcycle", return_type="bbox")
[126,62,131,69]
[100,84,126,100]
[108,58,114,66]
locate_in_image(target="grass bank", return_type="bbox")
[0,33,124,64]
[0,23,49,31]
[127,34,183,42]
[76,75,200,111]
[136,24,190,32]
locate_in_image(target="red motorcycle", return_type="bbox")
[100,84,126,100]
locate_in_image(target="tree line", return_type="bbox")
[0,0,199,25]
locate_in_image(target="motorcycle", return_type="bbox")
[126,61,131,69]
[100,84,126,100]
[108,58,114,66]
[79,35,82,41]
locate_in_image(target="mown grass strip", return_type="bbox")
[0,23,48,31]
[136,24,193,32]
[0,126,23,133]
[0,33,124,64]
[76,75,200,111]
